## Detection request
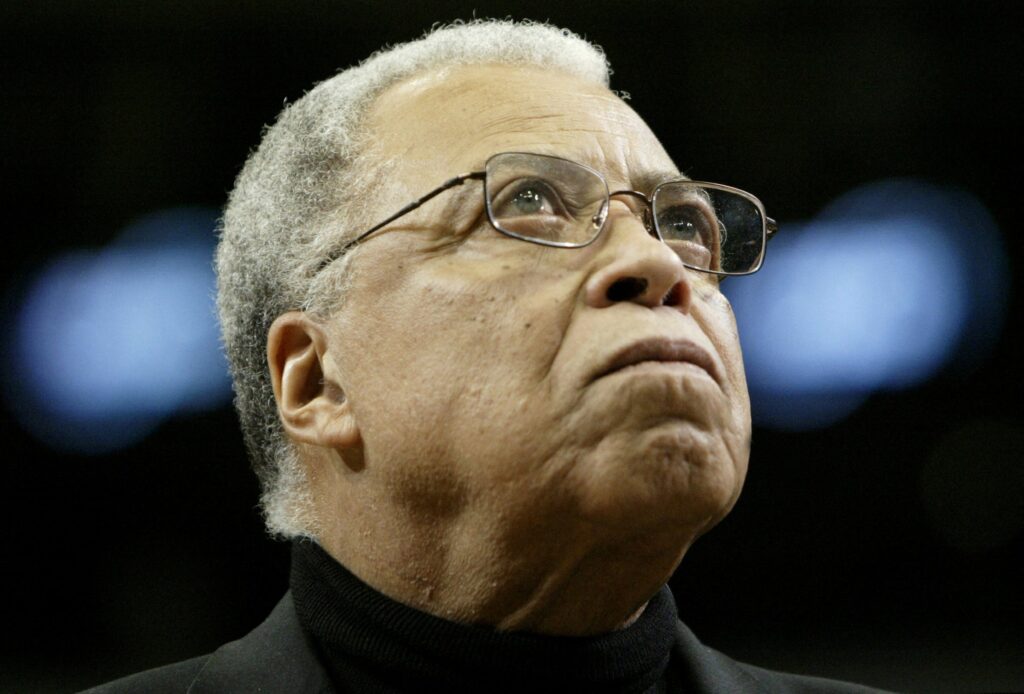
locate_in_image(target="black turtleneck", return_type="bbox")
[290,539,679,694]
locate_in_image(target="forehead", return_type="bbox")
[367,63,677,188]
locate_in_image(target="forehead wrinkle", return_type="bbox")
[474,121,641,162]
[474,112,650,156]
[476,99,639,137]
[476,101,638,132]
[479,112,567,135]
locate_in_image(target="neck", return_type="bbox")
[315,493,695,636]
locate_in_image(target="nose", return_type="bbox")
[583,204,692,311]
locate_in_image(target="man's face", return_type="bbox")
[324,64,751,561]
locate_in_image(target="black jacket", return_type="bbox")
[82,592,888,693]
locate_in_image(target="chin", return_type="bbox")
[572,422,747,534]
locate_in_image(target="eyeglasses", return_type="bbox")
[318,152,777,276]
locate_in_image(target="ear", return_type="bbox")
[267,311,362,450]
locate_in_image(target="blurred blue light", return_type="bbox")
[725,179,1007,430]
[7,207,231,453]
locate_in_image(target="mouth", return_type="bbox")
[594,337,721,386]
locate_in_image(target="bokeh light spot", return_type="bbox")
[726,179,1007,430]
[5,207,231,453]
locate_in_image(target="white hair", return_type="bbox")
[216,19,612,537]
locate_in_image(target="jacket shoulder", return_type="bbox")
[79,656,209,694]
[79,593,334,694]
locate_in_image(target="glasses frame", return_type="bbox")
[318,152,778,276]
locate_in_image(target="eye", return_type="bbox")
[657,202,725,270]
[658,204,716,244]
[511,186,547,214]
[492,178,566,218]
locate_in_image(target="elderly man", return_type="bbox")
[87,20,884,694]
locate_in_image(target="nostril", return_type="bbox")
[606,277,648,303]
[661,283,682,307]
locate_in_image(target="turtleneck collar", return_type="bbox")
[290,539,678,694]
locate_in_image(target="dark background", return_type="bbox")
[2,1,1022,692]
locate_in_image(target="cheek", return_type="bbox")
[417,254,579,378]
[701,293,749,405]
[342,254,580,440]
[709,301,752,498]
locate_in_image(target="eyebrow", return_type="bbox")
[628,169,688,195]
[559,152,684,194]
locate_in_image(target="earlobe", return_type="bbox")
[267,312,362,449]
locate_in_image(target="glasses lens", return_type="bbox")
[653,183,765,274]
[485,153,608,246]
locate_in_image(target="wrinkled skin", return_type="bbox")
[269,64,752,635]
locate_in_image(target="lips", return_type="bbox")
[594,337,720,385]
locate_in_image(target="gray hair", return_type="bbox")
[216,19,611,538]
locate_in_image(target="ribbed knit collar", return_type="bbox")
[290,539,677,694]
